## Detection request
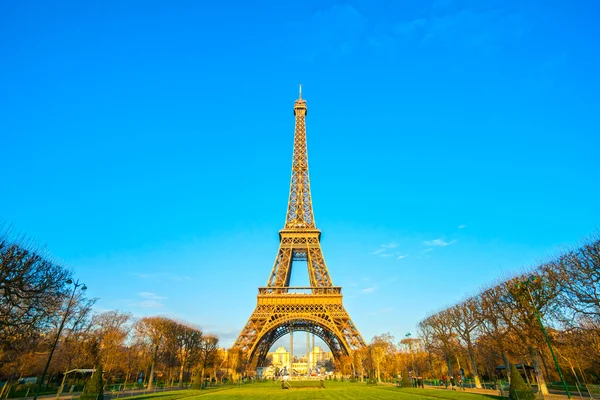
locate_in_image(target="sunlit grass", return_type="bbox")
[124,381,502,400]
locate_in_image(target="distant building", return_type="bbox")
[270,346,291,366]
[266,346,332,375]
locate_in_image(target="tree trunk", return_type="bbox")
[445,351,454,377]
[539,349,552,383]
[521,362,531,385]
[502,351,510,383]
[147,362,155,390]
[427,349,435,378]
[147,344,159,390]
[178,361,185,387]
[530,347,549,396]
[467,343,482,388]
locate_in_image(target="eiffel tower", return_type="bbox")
[232,86,366,368]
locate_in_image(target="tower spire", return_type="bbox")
[287,86,313,229]
[267,87,334,288]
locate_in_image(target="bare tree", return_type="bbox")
[197,335,219,384]
[0,231,71,351]
[448,299,483,388]
[352,347,368,382]
[134,317,172,389]
[478,285,513,373]
[371,333,395,382]
[417,323,436,378]
[422,310,456,377]
[545,239,600,320]
[90,311,132,380]
[173,324,202,386]
[502,274,562,396]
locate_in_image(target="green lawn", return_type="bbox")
[124,382,502,400]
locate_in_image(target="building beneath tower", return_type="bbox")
[259,346,333,378]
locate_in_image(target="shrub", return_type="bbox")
[401,372,411,388]
[191,371,202,390]
[509,364,535,400]
[80,365,104,400]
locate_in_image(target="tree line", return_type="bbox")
[415,235,600,395]
[326,235,600,391]
[0,229,236,392]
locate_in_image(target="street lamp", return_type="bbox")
[516,276,570,399]
[33,278,87,400]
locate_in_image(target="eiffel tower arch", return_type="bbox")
[232,86,366,368]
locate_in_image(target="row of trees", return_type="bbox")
[0,230,228,388]
[317,333,412,383]
[327,236,599,390]
[415,235,600,395]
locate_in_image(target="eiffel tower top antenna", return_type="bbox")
[299,83,302,100]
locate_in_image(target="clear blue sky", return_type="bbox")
[1,0,599,352]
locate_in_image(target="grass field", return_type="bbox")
[125,381,502,400]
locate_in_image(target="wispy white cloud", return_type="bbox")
[373,242,407,259]
[361,286,377,294]
[372,242,397,255]
[131,292,168,309]
[139,292,167,300]
[458,224,466,229]
[421,248,433,253]
[424,239,456,247]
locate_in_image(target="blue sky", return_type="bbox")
[1,0,599,353]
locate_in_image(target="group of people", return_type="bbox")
[439,375,465,390]
[402,371,468,391]
[411,375,425,388]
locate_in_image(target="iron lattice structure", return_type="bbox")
[232,87,366,368]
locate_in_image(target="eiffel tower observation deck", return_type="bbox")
[232,87,366,368]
